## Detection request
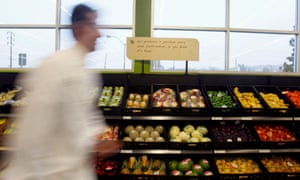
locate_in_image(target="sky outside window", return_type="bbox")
[153,0,298,72]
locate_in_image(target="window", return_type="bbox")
[153,30,225,71]
[0,0,134,70]
[154,0,225,27]
[230,0,296,30]
[0,29,55,68]
[60,0,133,25]
[153,0,299,73]
[60,29,132,69]
[230,33,295,72]
[0,0,56,24]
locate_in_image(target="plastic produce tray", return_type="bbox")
[97,85,126,115]
[278,86,300,115]
[230,85,269,115]
[177,85,210,116]
[118,154,168,179]
[166,154,216,179]
[151,84,180,114]
[259,154,300,180]
[214,155,267,180]
[204,86,241,115]
[123,85,151,116]
[254,85,295,115]
[167,120,213,150]
[211,120,259,149]
[119,120,168,150]
[252,121,300,149]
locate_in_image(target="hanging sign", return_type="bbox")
[126,37,199,61]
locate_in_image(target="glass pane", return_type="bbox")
[154,0,225,27]
[231,0,296,30]
[60,0,134,25]
[0,0,56,24]
[60,29,133,70]
[152,30,225,71]
[0,29,55,68]
[230,33,295,72]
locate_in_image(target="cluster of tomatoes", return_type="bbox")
[254,124,296,142]
[282,90,300,108]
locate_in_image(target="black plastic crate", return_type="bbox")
[177,85,210,116]
[204,86,241,115]
[123,86,152,115]
[278,86,300,115]
[95,157,119,177]
[258,154,300,180]
[166,154,216,179]
[211,120,259,150]
[254,85,295,114]
[97,85,126,115]
[214,155,267,180]
[118,154,168,178]
[167,121,213,150]
[151,84,180,114]
[119,120,168,150]
[230,85,268,115]
[252,121,300,149]
[0,85,22,113]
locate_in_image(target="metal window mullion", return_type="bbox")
[296,0,300,73]
[55,0,61,51]
[0,25,56,29]
[229,28,297,35]
[225,0,230,71]
[154,25,227,32]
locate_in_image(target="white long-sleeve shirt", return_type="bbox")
[4,44,107,180]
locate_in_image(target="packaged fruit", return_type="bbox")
[180,88,206,108]
[98,86,124,107]
[126,93,149,108]
[152,88,178,108]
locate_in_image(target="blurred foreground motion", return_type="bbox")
[3,3,122,180]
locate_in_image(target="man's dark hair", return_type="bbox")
[71,4,96,23]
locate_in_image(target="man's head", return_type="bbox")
[71,4,101,52]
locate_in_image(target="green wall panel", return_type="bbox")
[134,0,151,74]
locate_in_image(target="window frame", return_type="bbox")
[0,0,135,71]
[151,0,300,75]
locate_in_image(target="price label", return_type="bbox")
[122,116,132,120]
[121,150,133,154]
[259,149,271,153]
[212,117,223,120]
[214,150,226,154]
[241,117,253,120]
